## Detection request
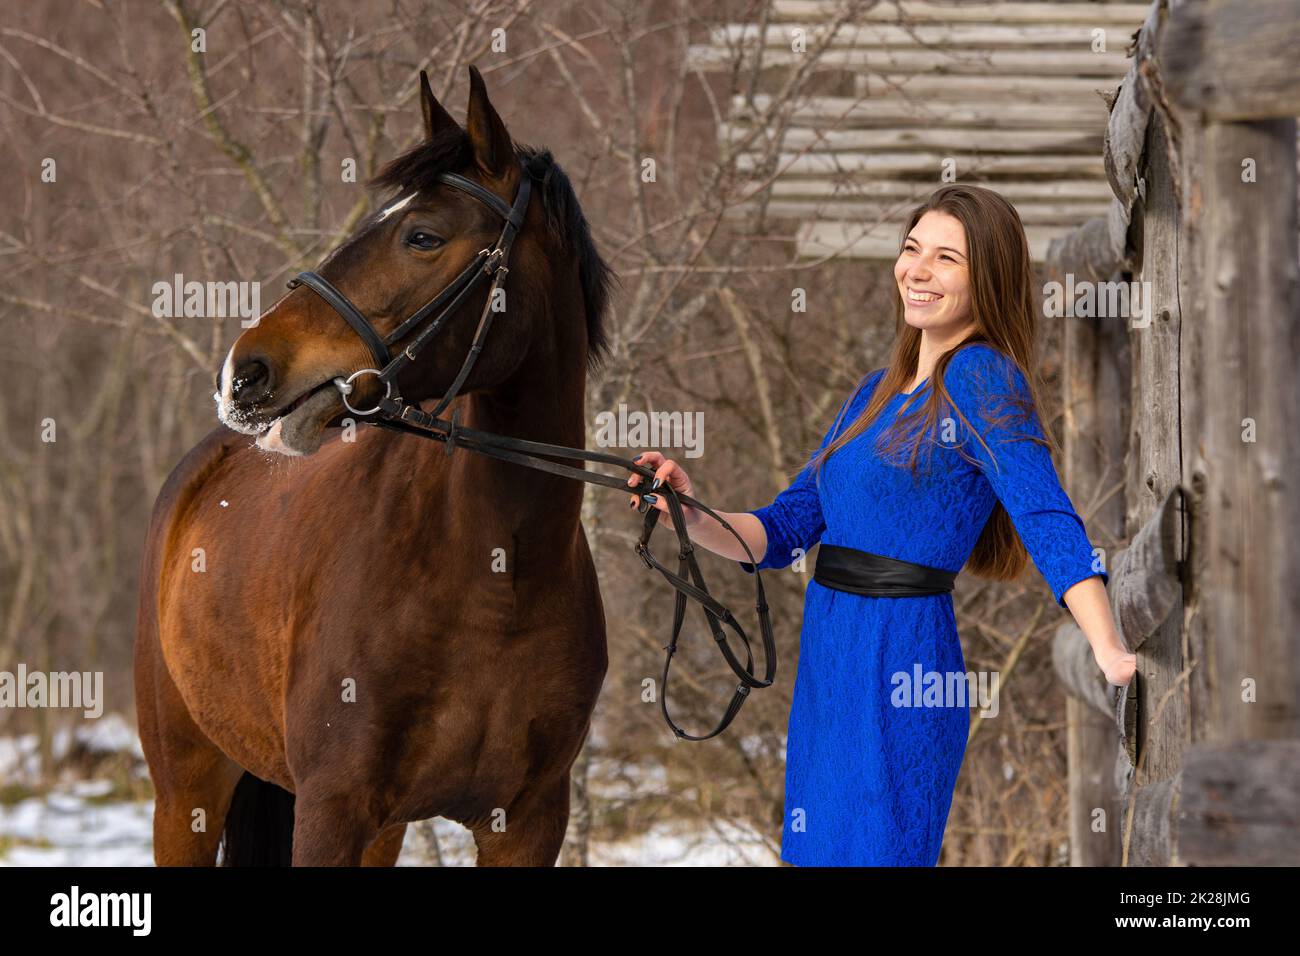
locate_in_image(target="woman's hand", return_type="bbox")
[1094,645,1137,687]
[1063,579,1135,688]
[627,451,701,529]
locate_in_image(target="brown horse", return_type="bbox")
[134,66,616,865]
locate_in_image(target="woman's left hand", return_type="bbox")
[1094,646,1136,687]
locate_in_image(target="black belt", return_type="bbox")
[813,543,956,597]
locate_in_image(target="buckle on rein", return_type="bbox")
[634,541,654,571]
[394,404,462,456]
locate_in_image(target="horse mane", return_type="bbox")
[369,132,617,374]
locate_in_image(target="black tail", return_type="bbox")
[219,772,296,866]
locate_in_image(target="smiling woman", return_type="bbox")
[628,183,1133,866]
[895,208,971,344]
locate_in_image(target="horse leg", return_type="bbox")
[471,775,572,866]
[361,823,407,866]
[135,625,243,865]
[290,788,379,866]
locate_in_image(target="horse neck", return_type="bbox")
[388,303,592,545]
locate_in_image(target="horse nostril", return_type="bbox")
[231,358,272,403]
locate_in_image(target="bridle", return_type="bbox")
[287,165,532,421]
[285,158,776,742]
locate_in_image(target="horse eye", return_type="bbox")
[406,231,443,250]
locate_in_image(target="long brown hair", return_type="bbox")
[808,184,1059,585]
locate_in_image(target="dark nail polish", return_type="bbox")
[651,477,662,490]
[643,494,657,504]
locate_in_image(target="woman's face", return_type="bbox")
[894,210,972,337]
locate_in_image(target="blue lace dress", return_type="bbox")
[741,343,1108,866]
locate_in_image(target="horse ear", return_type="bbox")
[463,64,515,180]
[419,70,459,142]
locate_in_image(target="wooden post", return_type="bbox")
[1162,0,1300,747]
[1125,108,1187,785]
[1060,264,1128,864]
[1050,0,1157,866]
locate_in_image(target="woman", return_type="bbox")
[628,184,1136,867]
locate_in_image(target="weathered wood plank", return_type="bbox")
[1053,621,1115,718]
[1179,741,1300,865]
[1161,0,1300,121]
[719,123,1103,153]
[1177,114,1300,745]
[856,72,1119,101]
[723,198,1112,224]
[1046,0,1162,282]
[1058,91,1133,859]
[1053,490,1182,770]
[1127,112,1189,785]
[732,94,1111,129]
[743,178,1116,201]
[1101,0,1160,217]
[1120,741,1300,865]
[1067,698,1124,866]
[1053,617,1135,770]
[773,1,1153,27]
[1046,216,1125,284]
[1108,487,1182,654]
[795,220,1065,261]
[689,45,1131,76]
[1126,773,1180,865]
[710,23,1139,49]
[1170,97,1214,746]
[1117,645,1139,768]
[737,152,1106,176]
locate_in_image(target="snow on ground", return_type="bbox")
[0,712,146,784]
[0,716,780,866]
[589,818,778,866]
[0,783,154,867]
[395,815,779,866]
[0,798,777,866]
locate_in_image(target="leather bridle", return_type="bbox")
[287,165,532,421]
[285,158,777,742]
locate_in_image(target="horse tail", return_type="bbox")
[219,772,296,866]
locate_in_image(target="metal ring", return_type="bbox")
[333,368,391,417]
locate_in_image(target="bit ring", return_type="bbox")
[333,368,391,417]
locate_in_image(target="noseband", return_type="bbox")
[282,158,776,743]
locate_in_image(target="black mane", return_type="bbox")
[370,133,616,374]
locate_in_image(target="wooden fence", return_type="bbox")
[1048,0,1300,866]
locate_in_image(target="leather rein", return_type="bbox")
[286,159,776,741]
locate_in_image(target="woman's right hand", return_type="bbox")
[627,451,701,529]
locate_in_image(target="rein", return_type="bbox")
[286,160,776,741]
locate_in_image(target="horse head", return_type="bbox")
[215,65,611,456]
